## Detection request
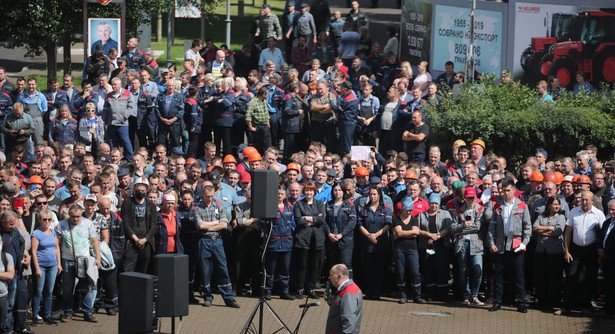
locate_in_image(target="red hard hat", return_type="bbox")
[355,167,369,177]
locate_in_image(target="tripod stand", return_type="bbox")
[240,219,319,334]
[240,219,292,334]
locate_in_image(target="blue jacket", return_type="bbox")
[71,91,103,118]
[184,97,203,134]
[155,210,185,255]
[325,199,357,250]
[282,93,301,133]
[266,85,285,121]
[44,89,69,113]
[133,89,156,130]
[335,91,359,125]
[0,91,13,119]
[212,91,236,127]
[268,201,295,252]
[155,92,185,125]
[233,91,251,122]
[49,117,79,146]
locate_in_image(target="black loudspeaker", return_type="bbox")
[119,272,158,334]
[251,170,279,219]
[154,254,189,317]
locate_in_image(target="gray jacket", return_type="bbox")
[533,213,565,254]
[451,202,485,255]
[103,89,135,127]
[488,198,532,253]
[416,209,453,249]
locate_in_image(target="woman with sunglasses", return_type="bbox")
[78,102,105,148]
[31,209,62,325]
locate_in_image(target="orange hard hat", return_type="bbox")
[403,169,418,180]
[355,167,369,177]
[28,175,44,185]
[529,171,544,182]
[544,172,557,183]
[248,152,262,162]
[577,175,591,185]
[243,146,257,157]
[186,157,197,166]
[572,175,580,184]
[287,163,301,172]
[552,172,564,185]
[223,155,237,164]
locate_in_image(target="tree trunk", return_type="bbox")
[63,34,71,75]
[45,41,58,86]
[157,11,162,42]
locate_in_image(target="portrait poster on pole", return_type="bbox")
[88,18,122,56]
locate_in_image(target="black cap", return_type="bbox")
[300,3,308,8]
[341,81,353,90]
[262,4,272,9]
[207,170,221,184]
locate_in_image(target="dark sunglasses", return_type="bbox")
[36,201,48,205]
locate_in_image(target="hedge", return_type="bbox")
[426,74,615,168]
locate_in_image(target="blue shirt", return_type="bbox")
[32,229,58,267]
[258,47,286,72]
[314,183,332,203]
[54,184,90,201]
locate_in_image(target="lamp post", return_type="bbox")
[226,0,232,46]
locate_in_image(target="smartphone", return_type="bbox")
[12,198,25,211]
[30,185,37,191]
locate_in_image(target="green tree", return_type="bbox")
[0,0,221,85]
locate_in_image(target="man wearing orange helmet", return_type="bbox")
[222,154,237,177]
[354,166,371,196]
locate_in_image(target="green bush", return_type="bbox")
[427,77,615,169]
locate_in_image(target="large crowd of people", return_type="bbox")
[0,1,613,333]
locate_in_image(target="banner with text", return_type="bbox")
[400,0,433,64]
[432,5,502,74]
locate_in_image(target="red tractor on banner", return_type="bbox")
[520,13,575,81]
[535,10,615,89]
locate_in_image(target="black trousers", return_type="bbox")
[157,123,181,149]
[294,247,321,293]
[603,257,615,314]
[311,121,336,154]
[123,243,152,274]
[234,228,263,295]
[361,251,387,298]
[563,243,598,309]
[252,124,272,156]
[213,126,232,156]
[533,251,564,309]
[493,251,526,305]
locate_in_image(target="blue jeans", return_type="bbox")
[62,259,97,316]
[198,238,235,302]
[5,274,26,333]
[108,125,134,162]
[394,248,421,299]
[33,265,58,318]
[337,122,356,157]
[457,240,483,298]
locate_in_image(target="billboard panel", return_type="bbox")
[432,5,502,75]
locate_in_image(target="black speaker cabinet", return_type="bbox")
[119,272,158,333]
[251,170,279,219]
[154,254,189,317]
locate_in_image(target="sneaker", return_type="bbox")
[225,300,240,308]
[60,315,73,323]
[202,300,212,307]
[44,317,58,325]
[84,314,98,323]
[471,297,485,306]
[462,299,471,306]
